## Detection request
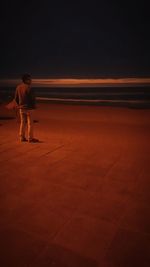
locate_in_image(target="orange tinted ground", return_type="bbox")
[0,103,150,266]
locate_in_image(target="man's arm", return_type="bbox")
[14,87,19,105]
[29,88,36,109]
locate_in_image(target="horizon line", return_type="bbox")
[0,78,150,87]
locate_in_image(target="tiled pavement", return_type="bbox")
[0,103,150,267]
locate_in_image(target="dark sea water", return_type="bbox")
[1,86,150,106]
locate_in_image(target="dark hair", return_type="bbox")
[22,73,31,83]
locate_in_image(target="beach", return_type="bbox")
[0,102,150,266]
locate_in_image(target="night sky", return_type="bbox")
[0,1,150,78]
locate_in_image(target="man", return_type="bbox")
[15,74,39,142]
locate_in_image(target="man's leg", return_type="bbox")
[19,109,27,141]
[27,110,39,142]
[27,110,34,141]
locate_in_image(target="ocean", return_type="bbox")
[1,86,150,106]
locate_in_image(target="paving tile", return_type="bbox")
[8,201,72,242]
[0,227,47,267]
[16,180,86,208]
[43,162,106,191]
[0,194,22,226]
[101,178,136,198]
[104,154,143,181]
[53,215,117,261]
[76,191,128,223]
[131,169,150,202]
[106,228,150,267]
[119,201,150,234]
[31,243,98,267]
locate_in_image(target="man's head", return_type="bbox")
[22,73,32,85]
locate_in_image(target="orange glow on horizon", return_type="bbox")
[0,78,150,87]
